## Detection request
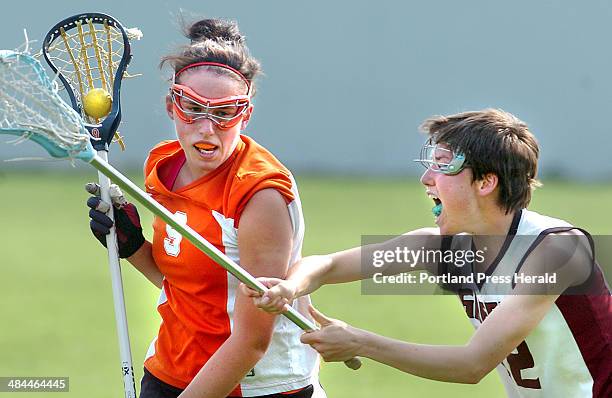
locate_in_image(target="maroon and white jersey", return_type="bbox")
[458,209,611,398]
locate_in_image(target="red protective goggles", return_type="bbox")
[170,84,251,129]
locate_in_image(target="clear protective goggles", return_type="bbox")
[415,139,467,175]
[170,83,251,129]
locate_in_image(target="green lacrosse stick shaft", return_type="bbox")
[88,154,363,370]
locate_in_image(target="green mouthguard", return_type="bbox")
[432,203,442,217]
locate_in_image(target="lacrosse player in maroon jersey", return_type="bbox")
[243,109,611,397]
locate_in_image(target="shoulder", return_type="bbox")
[229,136,298,220]
[517,229,593,293]
[518,209,573,234]
[149,140,181,155]
[529,229,592,265]
[240,189,291,222]
[144,140,181,175]
[235,135,292,179]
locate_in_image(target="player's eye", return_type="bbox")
[212,107,237,118]
[433,150,452,164]
[212,106,239,119]
[181,99,204,113]
[434,156,450,164]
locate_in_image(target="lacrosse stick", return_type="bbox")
[0,50,362,371]
[41,13,142,397]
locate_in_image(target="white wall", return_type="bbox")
[1,0,611,180]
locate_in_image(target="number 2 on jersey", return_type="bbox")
[460,291,541,390]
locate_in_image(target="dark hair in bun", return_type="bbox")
[186,19,244,44]
[160,18,262,94]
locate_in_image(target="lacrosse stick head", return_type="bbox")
[0,50,95,161]
[42,13,135,152]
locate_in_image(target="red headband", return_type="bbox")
[174,62,251,95]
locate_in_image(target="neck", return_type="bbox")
[172,164,199,191]
[466,207,518,236]
[470,208,520,272]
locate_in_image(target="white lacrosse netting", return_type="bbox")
[0,50,90,158]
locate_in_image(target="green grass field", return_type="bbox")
[0,171,610,397]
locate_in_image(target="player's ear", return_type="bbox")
[240,105,254,131]
[476,173,498,197]
[165,95,174,120]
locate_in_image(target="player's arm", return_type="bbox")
[303,232,592,383]
[179,188,292,398]
[125,242,163,288]
[352,293,558,383]
[243,228,441,313]
[302,293,559,383]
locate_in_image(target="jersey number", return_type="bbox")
[164,211,187,257]
[506,341,541,389]
[459,291,541,390]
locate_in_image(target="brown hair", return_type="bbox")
[420,109,541,213]
[160,18,262,94]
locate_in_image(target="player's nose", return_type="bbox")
[194,117,216,135]
[420,168,435,186]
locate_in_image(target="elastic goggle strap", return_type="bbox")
[414,139,467,175]
[174,61,251,96]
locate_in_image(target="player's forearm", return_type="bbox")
[357,329,486,384]
[126,241,163,288]
[288,230,443,297]
[179,335,268,398]
[288,248,365,296]
[287,254,358,297]
[286,255,332,297]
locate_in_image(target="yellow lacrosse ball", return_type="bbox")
[83,88,112,119]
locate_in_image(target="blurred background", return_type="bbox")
[1,0,612,178]
[1,1,611,397]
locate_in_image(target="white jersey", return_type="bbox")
[452,209,611,397]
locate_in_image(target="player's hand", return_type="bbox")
[239,278,299,314]
[300,305,363,362]
[86,182,145,258]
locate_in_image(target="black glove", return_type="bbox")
[86,183,145,258]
